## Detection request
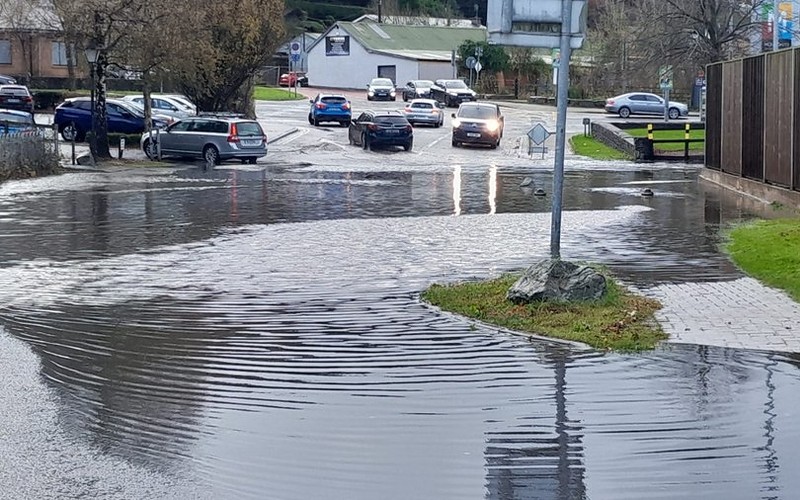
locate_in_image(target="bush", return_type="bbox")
[31,89,88,110]
[0,135,61,181]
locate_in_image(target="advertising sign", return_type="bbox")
[778,2,793,48]
[325,35,350,56]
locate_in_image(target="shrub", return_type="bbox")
[0,135,61,181]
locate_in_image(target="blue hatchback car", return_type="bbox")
[308,94,351,127]
[54,97,170,142]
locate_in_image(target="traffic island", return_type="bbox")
[421,261,666,351]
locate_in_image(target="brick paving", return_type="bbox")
[644,277,800,352]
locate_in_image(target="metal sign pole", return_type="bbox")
[549,0,573,260]
[663,88,669,122]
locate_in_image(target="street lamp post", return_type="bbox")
[84,44,99,156]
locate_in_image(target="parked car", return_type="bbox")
[279,71,308,87]
[0,109,38,136]
[402,98,443,127]
[348,110,413,151]
[366,78,396,101]
[308,93,351,127]
[401,80,434,101]
[153,94,197,114]
[140,115,267,165]
[54,97,171,142]
[121,95,195,118]
[0,74,16,85]
[451,102,504,148]
[604,92,689,120]
[430,79,477,107]
[0,85,34,113]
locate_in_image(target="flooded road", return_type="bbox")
[2,101,800,499]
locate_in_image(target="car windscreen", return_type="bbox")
[236,122,263,136]
[374,116,408,125]
[114,101,145,117]
[413,80,433,88]
[0,86,31,96]
[457,106,496,119]
[0,112,32,123]
[444,81,467,89]
[321,96,347,104]
[371,79,393,86]
[410,102,433,109]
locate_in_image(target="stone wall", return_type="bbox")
[0,136,61,182]
[590,121,635,157]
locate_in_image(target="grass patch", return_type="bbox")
[421,274,666,351]
[253,86,307,101]
[569,135,631,160]
[725,218,800,302]
[625,127,705,152]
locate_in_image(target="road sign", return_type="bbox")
[658,65,673,91]
[290,41,301,55]
[290,53,300,63]
[474,61,482,74]
[465,56,477,69]
[528,122,551,145]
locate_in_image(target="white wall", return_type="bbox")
[307,26,418,89]
[418,61,456,81]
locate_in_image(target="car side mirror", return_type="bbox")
[451,113,456,118]
[309,99,314,103]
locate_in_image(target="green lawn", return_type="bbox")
[253,86,307,101]
[569,135,631,160]
[726,218,800,302]
[625,127,705,152]
[422,274,666,351]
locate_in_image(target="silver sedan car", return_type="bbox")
[604,92,689,120]
[401,98,444,127]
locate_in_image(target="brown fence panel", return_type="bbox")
[705,63,723,170]
[742,55,765,181]
[795,50,800,191]
[721,61,743,175]
[764,51,793,187]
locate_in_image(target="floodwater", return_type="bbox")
[1,161,799,499]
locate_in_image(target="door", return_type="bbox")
[377,65,396,84]
[645,94,664,115]
[159,120,192,154]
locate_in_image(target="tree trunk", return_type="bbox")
[143,80,152,131]
[94,49,111,159]
[65,40,76,91]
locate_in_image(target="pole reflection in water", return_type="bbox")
[489,165,497,215]
[453,165,462,216]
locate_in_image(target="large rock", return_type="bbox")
[507,259,607,304]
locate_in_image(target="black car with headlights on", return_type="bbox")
[430,79,477,107]
[366,78,396,101]
[451,102,504,149]
[401,80,434,101]
[348,110,413,151]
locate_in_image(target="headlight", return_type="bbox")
[485,120,499,132]
[390,90,396,95]
[368,91,374,96]
[452,118,461,128]
[447,91,457,96]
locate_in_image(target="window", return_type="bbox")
[169,121,192,132]
[52,41,68,66]
[0,40,11,65]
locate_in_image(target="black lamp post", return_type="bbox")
[84,43,99,155]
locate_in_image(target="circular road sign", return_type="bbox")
[290,42,301,55]
[465,56,477,69]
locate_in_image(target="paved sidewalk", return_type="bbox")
[645,278,800,352]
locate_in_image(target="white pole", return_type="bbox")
[773,0,779,50]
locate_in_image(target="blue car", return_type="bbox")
[54,97,170,142]
[0,109,38,136]
[308,94,351,127]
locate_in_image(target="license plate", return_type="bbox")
[6,98,20,103]
[385,129,399,134]
[467,132,481,138]
[242,139,261,146]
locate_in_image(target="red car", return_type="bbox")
[279,71,308,87]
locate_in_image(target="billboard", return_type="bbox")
[325,35,350,57]
[762,2,794,51]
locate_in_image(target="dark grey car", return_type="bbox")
[140,116,267,165]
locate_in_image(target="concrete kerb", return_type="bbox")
[268,127,300,144]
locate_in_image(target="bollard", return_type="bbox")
[647,123,654,141]
[71,122,76,165]
[684,123,690,160]
[118,137,125,159]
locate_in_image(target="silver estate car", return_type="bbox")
[140,115,267,165]
[401,98,444,127]
[604,92,689,120]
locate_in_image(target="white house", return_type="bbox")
[305,19,485,89]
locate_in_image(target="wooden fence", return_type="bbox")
[706,48,800,192]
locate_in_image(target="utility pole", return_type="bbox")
[549,0,573,259]
[773,0,779,51]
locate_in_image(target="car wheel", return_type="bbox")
[142,138,157,160]
[248,157,257,164]
[308,114,313,125]
[618,107,631,118]
[341,121,350,127]
[362,133,369,150]
[391,97,396,101]
[403,139,413,152]
[668,107,680,120]
[203,145,220,165]
[313,116,319,127]
[60,123,84,142]
[367,96,373,101]
[452,137,459,147]
[349,133,355,146]
[403,94,408,102]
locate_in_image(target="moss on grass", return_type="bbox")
[726,218,800,302]
[421,274,666,351]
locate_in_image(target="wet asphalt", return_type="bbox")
[1,97,799,499]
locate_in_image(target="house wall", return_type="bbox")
[418,61,455,81]
[0,32,70,79]
[307,26,417,89]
